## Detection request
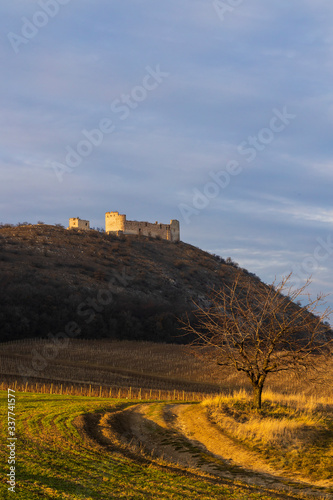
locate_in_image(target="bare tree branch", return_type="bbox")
[181,272,332,408]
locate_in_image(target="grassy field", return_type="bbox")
[0,391,285,500]
[0,340,333,498]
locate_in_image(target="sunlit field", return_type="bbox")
[1,338,332,397]
[0,392,283,500]
[0,339,332,498]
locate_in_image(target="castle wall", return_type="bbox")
[68,218,90,230]
[105,212,180,242]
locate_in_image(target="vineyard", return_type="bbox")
[0,338,238,393]
[0,379,210,402]
[1,338,333,398]
[2,338,332,398]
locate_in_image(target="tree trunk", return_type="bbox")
[252,383,263,409]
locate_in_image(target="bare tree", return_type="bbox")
[182,273,332,409]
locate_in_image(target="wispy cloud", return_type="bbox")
[1,0,332,309]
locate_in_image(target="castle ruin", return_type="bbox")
[68,218,90,230]
[105,212,180,242]
[67,212,180,242]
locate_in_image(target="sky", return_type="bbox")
[1,1,333,315]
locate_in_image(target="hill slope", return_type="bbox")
[0,224,260,342]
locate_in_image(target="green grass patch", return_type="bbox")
[0,391,280,499]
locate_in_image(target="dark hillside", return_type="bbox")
[0,224,261,343]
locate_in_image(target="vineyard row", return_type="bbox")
[0,379,213,402]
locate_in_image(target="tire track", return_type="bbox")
[80,402,333,500]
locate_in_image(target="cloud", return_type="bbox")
[1,0,332,315]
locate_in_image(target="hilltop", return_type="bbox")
[0,223,261,343]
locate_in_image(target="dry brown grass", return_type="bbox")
[202,390,327,448]
[202,389,333,482]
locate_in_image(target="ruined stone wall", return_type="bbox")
[68,218,90,230]
[125,220,170,239]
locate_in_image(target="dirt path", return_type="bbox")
[170,404,333,495]
[81,402,333,500]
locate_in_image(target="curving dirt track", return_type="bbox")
[80,402,333,500]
